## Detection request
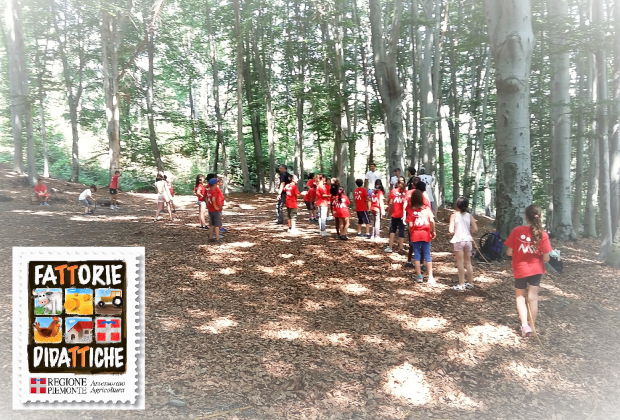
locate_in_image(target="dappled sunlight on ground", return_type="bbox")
[540,283,580,299]
[384,310,449,332]
[196,316,238,334]
[446,323,519,347]
[384,363,431,405]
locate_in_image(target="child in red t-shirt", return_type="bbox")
[408,190,436,284]
[34,178,50,206]
[369,180,386,240]
[206,178,224,241]
[304,177,317,222]
[386,179,407,253]
[353,179,370,238]
[505,204,552,337]
[109,170,121,209]
[332,187,351,240]
[284,175,301,233]
[194,174,207,229]
[403,180,432,268]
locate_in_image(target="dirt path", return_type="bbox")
[1,167,620,419]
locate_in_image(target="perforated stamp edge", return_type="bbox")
[12,247,145,410]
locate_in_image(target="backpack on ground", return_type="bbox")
[474,232,504,263]
[548,249,563,273]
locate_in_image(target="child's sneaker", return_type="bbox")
[521,325,532,337]
[366,234,371,239]
[43,202,50,206]
[39,203,44,206]
[465,282,474,290]
[357,233,363,237]
[384,247,393,253]
[341,235,348,241]
[320,231,331,237]
[427,276,436,285]
[405,261,413,268]
[451,284,466,291]
[415,275,423,283]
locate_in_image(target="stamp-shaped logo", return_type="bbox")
[13,248,144,409]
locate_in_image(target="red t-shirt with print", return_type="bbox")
[505,226,552,278]
[110,174,120,189]
[370,190,384,213]
[331,194,350,218]
[206,187,223,212]
[389,188,407,218]
[194,184,206,201]
[405,188,431,222]
[409,207,433,242]
[285,183,300,208]
[304,186,316,202]
[315,185,329,206]
[353,187,368,211]
[34,184,47,194]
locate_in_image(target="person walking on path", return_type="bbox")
[369,180,386,241]
[332,186,351,240]
[449,197,478,291]
[408,190,436,284]
[364,163,383,196]
[275,164,290,224]
[353,179,370,238]
[284,174,301,234]
[385,179,407,253]
[315,175,331,237]
[505,204,552,337]
[109,170,121,209]
[194,174,207,229]
[154,173,173,222]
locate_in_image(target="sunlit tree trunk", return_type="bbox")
[5,0,24,174]
[243,36,265,192]
[143,2,164,173]
[472,53,491,214]
[593,0,612,259]
[34,39,50,178]
[419,0,436,177]
[610,0,620,237]
[548,0,576,240]
[369,0,405,176]
[206,0,225,176]
[233,0,251,191]
[483,0,534,239]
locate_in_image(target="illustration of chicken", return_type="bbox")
[33,317,61,338]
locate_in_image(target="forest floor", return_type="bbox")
[1,164,620,420]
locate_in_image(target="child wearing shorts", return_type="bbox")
[408,190,436,284]
[109,170,121,209]
[206,178,224,241]
[304,178,317,222]
[505,204,552,337]
[332,186,350,240]
[284,174,301,233]
[78,185,97,215]
[386,179,407,253]
[353,179,370,238]
[34,178,50,206]
[194,174,207,229]
[449,197,478,291]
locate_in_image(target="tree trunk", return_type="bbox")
[472,52,491,214]
[448,36,459,204]
[5,0,24,173]
[250,24,275,192]
[233,0,251,192]
[410,0,420,169]
[243,37,265,192]
[206,0,225,176]
[361,32,375,168]
[548,0,576,240]
[610,0,620,238]
[144,4,164,173]
[572,6,587,234]
[419,1,436,176]
[593,0,612,259]
[34,39,49,178]
[483,0,535,239]
[369,0,405,177]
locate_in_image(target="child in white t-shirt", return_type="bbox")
[78,185,97,215]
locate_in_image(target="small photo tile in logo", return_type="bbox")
[64,288,93,315]
[33,317,62,344]
[32,287,62,315]
[95,318,121,343]
[65,317,94,344]
[30,378,46,394]
[95,288,123,315]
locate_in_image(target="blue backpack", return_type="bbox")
[474,232,504,262]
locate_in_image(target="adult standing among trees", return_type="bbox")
[364,163,382,195]
[406,167,416,190]
[275,164,290,225]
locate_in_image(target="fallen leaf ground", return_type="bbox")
[1,165,620,419]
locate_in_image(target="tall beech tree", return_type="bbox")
[482,0,534,239]
[369,0,405,176]
[548,0,576,240]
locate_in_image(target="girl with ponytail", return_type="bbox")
[332,186,351,240]
[505,204,553,337]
